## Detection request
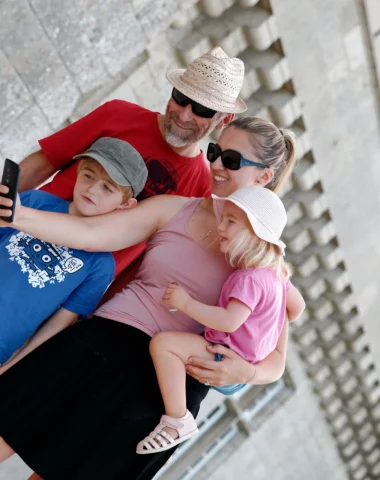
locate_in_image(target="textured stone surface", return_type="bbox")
[135,0,197,41]
[0,0,205,156]
[1,0,380,479]
[30,0,146,91]
[365,0,380,34]
[204,344,347,480]
[0,105,52,161]
[0,49,32,130]
[271,0,380,368]
[0,1,80,128]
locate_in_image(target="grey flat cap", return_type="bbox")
[73,137,148,197]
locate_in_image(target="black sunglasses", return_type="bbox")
[207,142,269,171]
[171,88,217,119]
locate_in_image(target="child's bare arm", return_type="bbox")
[0,308,78,375]
[183,299,251,332]
[286,283,306,322]
[162,283,251,332]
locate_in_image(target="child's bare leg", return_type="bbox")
[149,332,214,439]
[0,437,15,463]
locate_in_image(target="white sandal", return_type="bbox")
[136,410,198,454]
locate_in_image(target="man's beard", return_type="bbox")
[163,111,214,148]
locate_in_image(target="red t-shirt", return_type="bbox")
[39,100,212,276]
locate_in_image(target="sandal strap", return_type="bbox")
[142,437,162,450]
[154,433,169,447]
[159,430,175,443]
[141,428,176,451]
[137,412,199,454]
[160,415,184,430]
[149,437,161,449]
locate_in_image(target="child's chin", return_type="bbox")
[76,205,98,217]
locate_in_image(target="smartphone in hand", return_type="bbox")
[0,158,20,223]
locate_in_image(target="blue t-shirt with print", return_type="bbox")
[0,190,115,364]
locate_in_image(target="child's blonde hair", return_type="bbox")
[224,225,291,283]
[77,159,133,202]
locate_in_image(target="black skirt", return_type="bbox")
[0,316,209,480]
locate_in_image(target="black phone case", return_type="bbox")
[0,158,20,223]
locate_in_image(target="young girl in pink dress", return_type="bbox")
[137,185,305,454]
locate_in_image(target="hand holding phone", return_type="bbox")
[0,159,20,223]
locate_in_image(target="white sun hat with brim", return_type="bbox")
[212,186,287,255]
[166,47,247,114]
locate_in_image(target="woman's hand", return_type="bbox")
[162,283,192,311]
[186,320,289,387]
[0,184,21,226]
[185,344,256,386]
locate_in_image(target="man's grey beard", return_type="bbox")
[162,104,225,148]
[164,119,218,148]
[164,129,194,147]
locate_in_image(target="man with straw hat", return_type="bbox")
[18,47,247,279]
[21,48,246,480]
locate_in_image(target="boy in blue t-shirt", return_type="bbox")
[0,137,147,372]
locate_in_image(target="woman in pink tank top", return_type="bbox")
[137,186,305,454]
[0,118,298,480]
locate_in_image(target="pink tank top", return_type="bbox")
[96,199,233,337]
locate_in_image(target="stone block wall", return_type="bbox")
[1,1,380,479]
[0,0,197,161]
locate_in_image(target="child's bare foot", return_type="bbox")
[136,410,198,454]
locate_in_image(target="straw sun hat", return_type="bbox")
[166,47,247,114]
[212,186,287,255]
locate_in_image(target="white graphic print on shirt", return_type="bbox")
[6,232,84,289]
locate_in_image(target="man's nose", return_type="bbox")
[178,104,194,122]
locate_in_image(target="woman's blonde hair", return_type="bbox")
[225,226,291,283]
[77,159,133,202]
[226,117,296,192]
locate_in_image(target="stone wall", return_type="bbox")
[0,0,196,161]
[1,1,380,479]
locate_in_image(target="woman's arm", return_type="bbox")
[0,186,184,252]
[0,308,78,375]
[185,320,289,386]
[286,283,305,322]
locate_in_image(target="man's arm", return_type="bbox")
[0,308,78,374]
[19,101,117,194]
[18,150,56,192]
